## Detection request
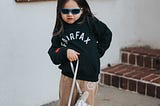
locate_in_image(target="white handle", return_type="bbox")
[68,60,80,106]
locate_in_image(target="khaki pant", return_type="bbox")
[59,74,98,106]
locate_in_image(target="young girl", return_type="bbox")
[48,0,112,105]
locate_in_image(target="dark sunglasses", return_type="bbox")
[61,8,81,15]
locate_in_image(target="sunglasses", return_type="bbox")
[61,8,82,15]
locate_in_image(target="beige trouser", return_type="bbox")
[59,74,98,106]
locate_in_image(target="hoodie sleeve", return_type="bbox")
[92,17,112,58]
[48,35,67,65]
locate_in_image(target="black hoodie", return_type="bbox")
[48,15,112,81]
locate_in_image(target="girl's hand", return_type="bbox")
[67,49,80,62]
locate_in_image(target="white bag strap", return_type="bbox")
[70,61,82,95]
[68,60,82,106]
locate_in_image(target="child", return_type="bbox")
[48,0,112,105]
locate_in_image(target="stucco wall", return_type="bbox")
[0,0,160,106]
[89,0,160,67]
[0,1,59,106]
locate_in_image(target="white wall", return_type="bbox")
[0,0,160,106]
[89,0,160,67]
[0,0,60,106]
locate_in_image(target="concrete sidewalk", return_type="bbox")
[42,84,160,106]
[95,84,160,106]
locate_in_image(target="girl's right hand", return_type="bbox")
[67,49,80,62]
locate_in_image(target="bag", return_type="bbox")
[68,60,90,106]
[74,91,90,106]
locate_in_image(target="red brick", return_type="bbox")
[102,64,123,73]
[122,52,128,63]
[144,56,152,68]
[147,84,156,97]
[137,55,144,67]
[121,47,160,57]
[156,86,160,99]
[126,65,141,70]
[120,77,128,89]
[153,57,160,70]
[112,75,119,88]
[137,81,146,95]
[129,80,137,92]
[125,71,139,78]
[152,77,160,84]
[104,74,111,86]
[133,72,151,80]
[106,64,127,74]
[129,54,136,65]
[124,66,142,77]
[115,69,130,75]
[143,74,159,81]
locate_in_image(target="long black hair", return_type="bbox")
[53,0,94,36]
